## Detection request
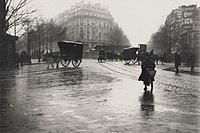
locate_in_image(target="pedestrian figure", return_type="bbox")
[98,49,105,62]
[149,50,158,64]
[19,53,23,67]
[189,53,196,74]
[174,52,181,73]
[138,53,156,93]
[150,50,154,56]
[161,52,166,65]
[54,52,60,68]
[15,53,20,67]
[44,50,54,69]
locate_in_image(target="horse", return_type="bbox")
[43,50,60,69]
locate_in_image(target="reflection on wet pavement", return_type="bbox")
[0,59,200,133]
[140,91,155,121]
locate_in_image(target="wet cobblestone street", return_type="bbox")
[0,59,200,133]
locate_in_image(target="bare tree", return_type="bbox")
[110,23,130,46]
[17,20,68,55]
[149,19,182,54]
[5,0,36,35]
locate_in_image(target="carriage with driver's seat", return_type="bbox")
[122,44,147,65]
[123,47,139,64]
[58,41,83,67]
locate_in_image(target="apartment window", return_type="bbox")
[80,19,83,25]
[99,21,101,27]
[80,27,83,32]
[87,19,90,26]
[92,35,95,40]
[92,28,95,34]
[99,32,101,39]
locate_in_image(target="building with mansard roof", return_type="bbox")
[56,1,119,57]
[165,4,200,63]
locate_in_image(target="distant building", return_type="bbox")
[165,4,200,63]
[187,7,200,51]
[56,1,125,57]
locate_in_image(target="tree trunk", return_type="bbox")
[0,0,6,42]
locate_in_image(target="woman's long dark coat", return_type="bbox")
[138,59,156,86]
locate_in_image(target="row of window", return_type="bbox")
[70,34,110,41]
[69,26,110,35]
[188,32,200,41]
[66,18,112,28]
[68,10,111,19]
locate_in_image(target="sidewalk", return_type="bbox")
[156,62,200,75]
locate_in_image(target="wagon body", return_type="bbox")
[57,41,83,67]
[123,47,139,64]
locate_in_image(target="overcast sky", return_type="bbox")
[31,0,199,46]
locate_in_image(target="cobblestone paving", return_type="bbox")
[0,59,199,133]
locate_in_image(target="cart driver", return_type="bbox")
[99,49,105,58]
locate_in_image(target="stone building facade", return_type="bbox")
[56,1,114,56]
[166,5,200,52]
[165,5,200,63]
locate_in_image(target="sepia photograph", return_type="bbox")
[0,0,200,132]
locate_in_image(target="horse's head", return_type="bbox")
[44,50,51,55]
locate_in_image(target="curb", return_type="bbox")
[163,67,200,76]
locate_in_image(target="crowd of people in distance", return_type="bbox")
[14,48,197,93]
[15,51,31,67]
[138,50,197,93]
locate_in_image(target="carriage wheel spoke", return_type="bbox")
[72,60,81,67]
[61,59,70,67]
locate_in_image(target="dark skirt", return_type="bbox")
[138,69,155,86]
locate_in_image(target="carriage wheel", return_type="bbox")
[72,59,82,67]
[131,59,137,64]
[61,59,70,67]
[124,60,131,64]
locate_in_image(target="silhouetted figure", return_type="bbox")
[44,50,54,69]
[161,52,166,65]
[189,53,196,74]
[174,52,181,73]
[149,50,155,62]
[15,53,20,67]
[98,49,105,62]
[150,50,154,56]
[54,52,60,68]
[138,53,156,93]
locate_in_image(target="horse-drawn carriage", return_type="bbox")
[122,44,147,64]
[44,41,84,68]
[122,47,139,64]
[58,41,83,67]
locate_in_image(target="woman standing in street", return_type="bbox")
[175,52,181,73]
[138,53,156,93]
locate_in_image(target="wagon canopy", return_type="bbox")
[58,41,83,49]
[123,47,139,61]
[57,41,83,60]
[123,47,139,52]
